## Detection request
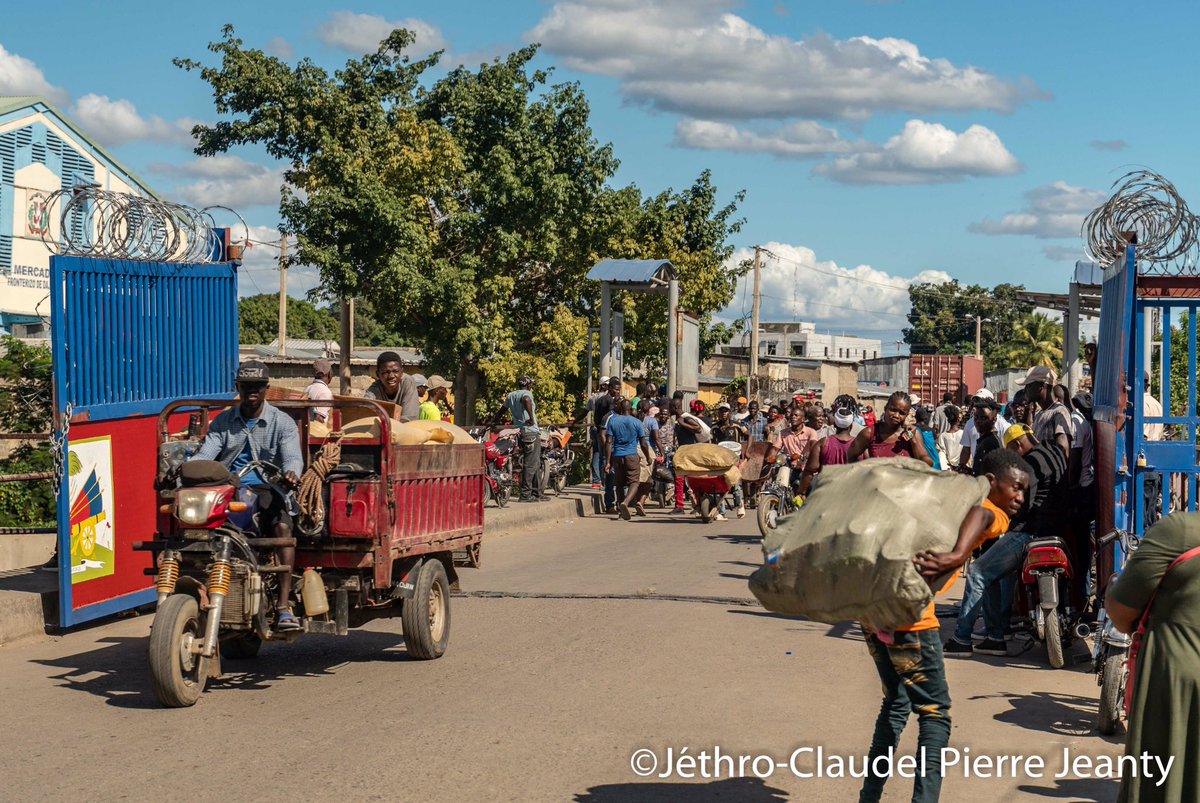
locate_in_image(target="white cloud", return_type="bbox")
[317,11,446,57]
[721,241,951,332]
[0,43,69,106]
[162,157,285,208]
[1043,245,1085,262]
[1090,139,1128,152]
[969,181,1106,238]
[264,37,295,60]
[70,94,199,147]
[529,0,1047,121]
[219,224,324,299]
[674,119,861,158]
[815,120,1020,185]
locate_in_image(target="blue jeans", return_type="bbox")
[861,630,952,803]
[953,531,1033,643]
[590,427,602,484]
[718,484,745,514]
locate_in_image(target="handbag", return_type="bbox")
[1125,544,1200,711]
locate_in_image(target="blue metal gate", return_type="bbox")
[51,255,239,625]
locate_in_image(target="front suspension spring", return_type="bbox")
[155,555,179,597]
[207,560,231,596]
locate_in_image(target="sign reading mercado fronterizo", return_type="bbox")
[0,100,154,328]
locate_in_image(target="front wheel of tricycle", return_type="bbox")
[148,594,209,707]
[402,560,451,660]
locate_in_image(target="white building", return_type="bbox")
[0,96,158,335]
[726,321,882,364]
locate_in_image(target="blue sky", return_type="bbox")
[3,0,1191,347]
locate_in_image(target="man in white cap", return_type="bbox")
[957,388,1011,472]
[305,359,334,423]
[1017,365,1071,460]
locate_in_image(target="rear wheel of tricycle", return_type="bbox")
[222,632,262,660]
[698,496,715,523]
[148,594,209,707]
[403,560,451,660]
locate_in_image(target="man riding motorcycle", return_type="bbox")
[186,361,304,630]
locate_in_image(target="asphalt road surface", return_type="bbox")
[0,507,1123,801]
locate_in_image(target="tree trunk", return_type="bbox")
[454,363,482,426]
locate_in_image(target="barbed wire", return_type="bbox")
[38,188,248,264]
[1082,169,1200,273]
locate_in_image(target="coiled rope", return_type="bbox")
[297,433,342,533]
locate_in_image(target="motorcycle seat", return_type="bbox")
[1024,536,1068,552]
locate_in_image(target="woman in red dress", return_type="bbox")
[848,391,934,466]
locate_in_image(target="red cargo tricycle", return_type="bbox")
[136,398,484,707]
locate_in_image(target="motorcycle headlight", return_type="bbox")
[175,489,225,525]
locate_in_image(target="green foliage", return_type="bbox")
[0,337,54,526]
[1001,313,1064,369]
[238,294,338,343]
[478,305,589,421]
[904,281,1032,370]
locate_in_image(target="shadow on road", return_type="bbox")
[968,690,1124,743]
[574,777,788,801]
[31,629,406,709]
[703,535,762,545]
[1016,778,1120,801]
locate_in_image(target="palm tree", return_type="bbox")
[1003,313,1063,369]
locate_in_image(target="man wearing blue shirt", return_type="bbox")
[605,398,654,520]
[191,360,304,630]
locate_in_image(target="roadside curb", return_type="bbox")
[0,569,55,646]
[484,486,597,539]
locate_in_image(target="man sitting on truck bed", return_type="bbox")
[363,351,421,419]
[190,361,305,631]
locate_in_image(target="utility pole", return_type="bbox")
[974,315,983,360]
[277,234,287,357]
[339,299,354,394]
[749,246,762,401]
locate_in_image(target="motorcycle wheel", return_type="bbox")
[222,632,262,660]
[552,473,567,494]
[496,483,511,508]
[482,478,494,508]
[148,593,209,707]
[1045,609,1066,669]
[402,560,451,660]
[1097,647,1128,735]
[757,494,781,538]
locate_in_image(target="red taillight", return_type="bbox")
[1021,546,1071,584]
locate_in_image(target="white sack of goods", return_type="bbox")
[748,459,988,631]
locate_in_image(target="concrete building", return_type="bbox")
[0,96,160,335]
[726,321,882,364]
[698,352,859,405]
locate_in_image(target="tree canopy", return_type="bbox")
[1001,313,1064,369]
[903,281,1032,370]
[181,29,745,422]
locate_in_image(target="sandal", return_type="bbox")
[275,610,301,632]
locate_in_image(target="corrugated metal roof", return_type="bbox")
[0,95,161,200]
[587,258,676,284]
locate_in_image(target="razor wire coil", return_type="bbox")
[1082,169,1200,274]
[38,187,247,264]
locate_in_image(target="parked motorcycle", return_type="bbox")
[540,426,575,495]
[756,459,799,538]
[1019,534,1077,669]
[482,437,514,508]
[1093,527,1139,734]
[650,450,675,508]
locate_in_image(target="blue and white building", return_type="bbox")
[0,96,157,336]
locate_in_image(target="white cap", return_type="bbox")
[411,373,429,387]
[599,376,611,385]
[974,387,994,400]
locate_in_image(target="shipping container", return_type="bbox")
[908,355,984,406]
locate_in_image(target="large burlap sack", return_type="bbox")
[674,443,738,476]
[748,458,988,631]
[406,418,477,444]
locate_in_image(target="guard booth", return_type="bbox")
[51,247,239,626]
[1093,243,1200,589]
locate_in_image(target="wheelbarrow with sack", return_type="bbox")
[675,442,743,523]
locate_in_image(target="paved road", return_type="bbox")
[0,507,1122,801]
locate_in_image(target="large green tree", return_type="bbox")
[238,294,338,344]
[904,281,1033,370]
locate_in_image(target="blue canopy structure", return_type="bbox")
[587,258,676,286]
